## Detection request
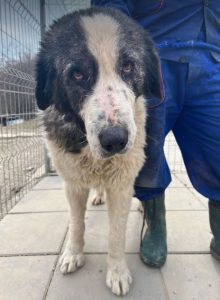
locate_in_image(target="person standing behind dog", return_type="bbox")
[91,0,220,267]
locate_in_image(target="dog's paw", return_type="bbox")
[92,196,105,205]
[59,252,85,274]
[137,202,144,213]
[90,188,105,206]
[106,266,132,296]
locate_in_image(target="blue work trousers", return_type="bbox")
[135,50,220,202]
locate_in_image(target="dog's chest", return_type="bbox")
[47,141,144,188]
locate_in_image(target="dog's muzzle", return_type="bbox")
[99,125,128,156]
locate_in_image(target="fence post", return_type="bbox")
[40,0,52,174]
[40,0,46,37]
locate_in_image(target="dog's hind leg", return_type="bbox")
[90,186,106,205]
[59,182,89,274]
[105,185,133,296]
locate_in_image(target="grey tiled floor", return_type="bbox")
[0,175,220,300]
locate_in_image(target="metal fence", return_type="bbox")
[0,0,42,220]
[0,0,90,220]
[0,0,185,220]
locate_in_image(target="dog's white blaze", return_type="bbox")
[81,14,121,124]
[80,13,138,158]
[80,14,119,77]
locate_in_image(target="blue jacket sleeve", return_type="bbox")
[91,0,134,16]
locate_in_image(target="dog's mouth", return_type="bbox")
[98,144,129,159]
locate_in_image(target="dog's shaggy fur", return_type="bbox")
[36,7,162,296]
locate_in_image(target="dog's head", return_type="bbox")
[36,7,163,158]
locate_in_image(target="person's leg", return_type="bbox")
[136,59,187,267]
[135,97,169,267]
[209,200,220,260]
[139,193,167,267]
[173,51,220,260]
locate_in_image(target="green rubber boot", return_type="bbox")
[209,199,220,261]
[140,194,167,267]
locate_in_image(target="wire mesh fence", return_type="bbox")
[165,133,186,174]
[0,0,43,220]
[0,0,185,220]
[0,0,91,220]
[45,0,90,28]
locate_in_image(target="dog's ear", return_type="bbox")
[35,55,56,110]
[144,44,164,101]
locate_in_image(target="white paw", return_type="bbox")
[92,196,105,205]
[59,252,85,274]
[89,188,105,206]
[106,266,132,296]
[137,202,144,213]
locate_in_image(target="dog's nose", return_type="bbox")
[99,126,128,155]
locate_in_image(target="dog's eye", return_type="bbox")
[73,71,84,81]
[122,62,133,75]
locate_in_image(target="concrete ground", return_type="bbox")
[0,174,220,300]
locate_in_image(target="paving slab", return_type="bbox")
[189,188,208,208]
[62,211,142,254]
[165,188,206,211]
[62,210,211,254]
[167,211,211,253]
[1,174,219,300]
[10,189,142,214]
[31,181,145,212]
[0,213,68,255]
[175,173,192,187]
[46,254,167,300]
[0,255,56,300]
[33,175,183,189]
[169,176,185,188]
[87,194,141,212]
[10,190,68,213]
[19,186,206,214]
[161,254,220,300]
[87,187,206,212]
[33,176,63,190]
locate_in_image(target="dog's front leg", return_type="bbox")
[59,182,88,274]
[106,185,133,296]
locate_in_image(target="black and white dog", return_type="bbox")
[36,7,162,296]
